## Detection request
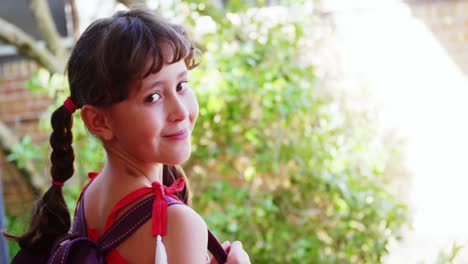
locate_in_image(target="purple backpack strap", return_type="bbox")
[47,236,102,264]
[97,196,154,251]
[207,230,228,263]
[96,195,228,263]
[71,192,228,263]
[68,190,154,252]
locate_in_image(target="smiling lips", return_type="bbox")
[162,129,189,140]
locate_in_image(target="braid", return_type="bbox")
[163,165,190,205]
[50,106,75,181]
[16,105,74,252]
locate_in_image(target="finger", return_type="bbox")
[222,241,231,248]
[227,241,250,264]
[230,241,243,251]
[222,241,231,252]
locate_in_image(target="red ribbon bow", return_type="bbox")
[151,178,185,236]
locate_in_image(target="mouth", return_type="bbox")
[162,129,190,140]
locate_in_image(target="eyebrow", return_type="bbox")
[147,70,188,90]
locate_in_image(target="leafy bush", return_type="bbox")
[179,2,408,263]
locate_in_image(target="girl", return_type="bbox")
[12,6,250,264]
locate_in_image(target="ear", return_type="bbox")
[80,105,114,141]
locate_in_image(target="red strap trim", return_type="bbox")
[104,187,153,232]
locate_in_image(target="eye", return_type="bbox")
[176,81,189,92]
[144,93,162,103]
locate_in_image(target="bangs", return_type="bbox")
[141,24,198,79]
[98,10,197,104]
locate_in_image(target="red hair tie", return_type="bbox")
[63,97,78,113]
[52,180,64,187]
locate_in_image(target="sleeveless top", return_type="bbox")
[75,172,186,264]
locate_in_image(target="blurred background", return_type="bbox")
[0,0,467,263]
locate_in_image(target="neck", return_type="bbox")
[102,144,163,184]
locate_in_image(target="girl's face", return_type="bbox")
[104,54,199,166]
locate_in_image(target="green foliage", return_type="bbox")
[4,215,28,259]
[5,1,408,263]
[25,68,66,97]
[6,136,42,168]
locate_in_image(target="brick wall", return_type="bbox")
[0,59,52,216]
[0,150,36,216]
[0,60,51,143]
[407,0,468,76]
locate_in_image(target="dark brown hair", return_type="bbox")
[15,6,196,252]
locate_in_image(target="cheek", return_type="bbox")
[110,108,160,143]
[187,91,199,125]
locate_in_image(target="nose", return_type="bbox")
[167,96,188,122]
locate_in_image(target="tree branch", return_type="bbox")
[0,17,64,73]
[116,0,146,7]
[28,0,68,61]
[0,121,46,196]
[68,0,80,41]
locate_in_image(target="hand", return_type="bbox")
[210,241,250,264]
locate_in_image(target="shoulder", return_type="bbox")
[165,205,208,262]
[167,203,206,228]
[114,204,208,264]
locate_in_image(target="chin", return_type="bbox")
[162,149,191,165]
[163,157,190,166]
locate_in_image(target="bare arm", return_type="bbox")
[164,205,208,263]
